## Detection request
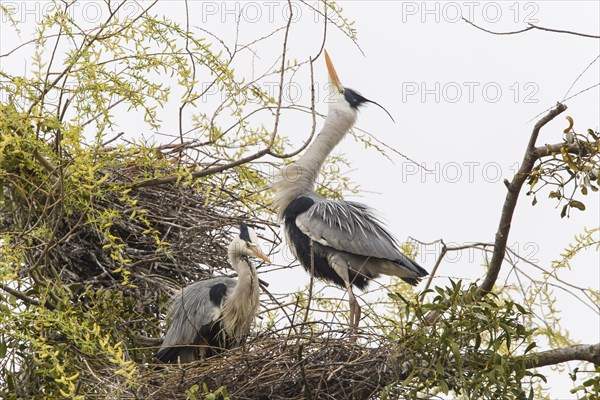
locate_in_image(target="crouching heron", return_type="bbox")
[156,223,270,363]
[273,51,428,330]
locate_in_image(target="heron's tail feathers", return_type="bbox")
[388,254,428,286]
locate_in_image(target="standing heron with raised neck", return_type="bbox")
[273,51,428,330]
[156,223,270,363]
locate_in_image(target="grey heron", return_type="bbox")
[156,223,270,363]
[273,51,428,329]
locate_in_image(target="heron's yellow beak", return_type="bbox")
[251,247,271,263]
[324,50,342,90]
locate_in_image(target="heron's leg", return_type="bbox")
[350,285,361,328]
[347,284,361,331]
[331,258,360,336]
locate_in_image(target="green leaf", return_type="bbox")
[533,372,548,383]
[524,342,537,354]
[564,116,574,133]
[438,379,449,394]
[570,385,585,393]
[474,334,481,350]
[449,340,461,363]
[489,369,497,383]
[569,200,586,211]
[560,147,578,170]
[401,370,416,386]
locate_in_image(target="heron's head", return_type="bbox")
[325,50,394,122]
[229,223,270,263]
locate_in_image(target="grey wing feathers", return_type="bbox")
[160,277,236,349]
[295,198,405,261]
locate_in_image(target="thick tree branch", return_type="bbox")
[524,343,600,369]
[535,140,598,158]
[477,102,567,295]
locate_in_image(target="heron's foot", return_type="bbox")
[342,320,360,343]
[348,334,357,344]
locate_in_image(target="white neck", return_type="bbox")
[228,254,257,301]
[222,251,260,340]
[274,104,357,219]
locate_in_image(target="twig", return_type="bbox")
[528,83,599,124]
[268,0,294,148]
[423,241,447,291]
[463,18,600,39]
[100,132,125,148]
[562,55,600,101]
[298,344,313,400]
[463,18,533,35]
[178,0,197,163]
[129,148,270,188]
[303,239,315,326]
[267,0,327,160]
[0,283,41,306]
[562,83,600,103]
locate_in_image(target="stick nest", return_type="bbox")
[138,330,406,400]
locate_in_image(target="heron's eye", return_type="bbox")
[340,88,345,95]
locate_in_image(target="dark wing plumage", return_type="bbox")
[156,277,236,363]
[294,195,427,279]
[296,197,399,259]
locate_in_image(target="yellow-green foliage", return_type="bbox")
[1,286,136,399]
[0,1,362,398]
[528,117,600,217]
[1,1,597,399]
[384,281,541,399]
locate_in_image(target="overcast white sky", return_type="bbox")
[1,1,599,398]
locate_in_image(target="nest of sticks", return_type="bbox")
[56,183,236,286]
[138,329,408,400]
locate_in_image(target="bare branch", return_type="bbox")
[463,18,600,39]
[524,343,600,369]
[529,23,600,39]
[535,140,598,158]
[268,0,294,148]
[477,102,567,295]
[129,148,270,188]
[562,55,600,100]
[423,241,447,291]
[463,18,533,35]
[0,283,41,306]
[267,3,327,160]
